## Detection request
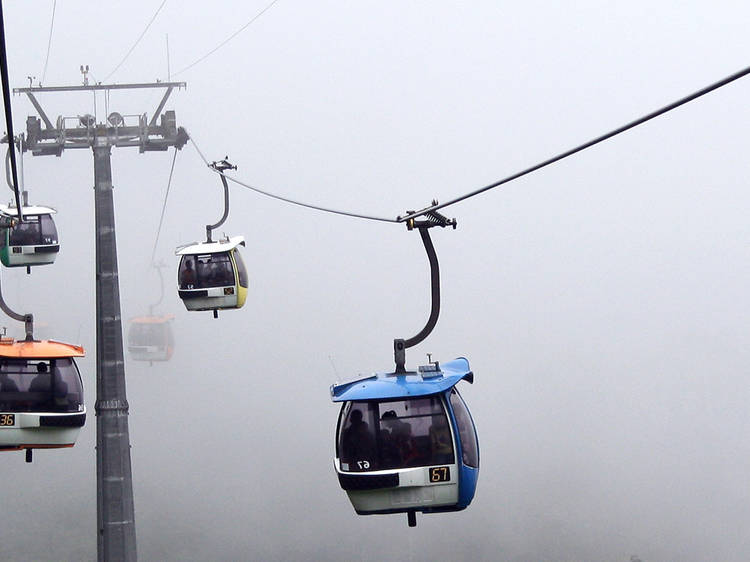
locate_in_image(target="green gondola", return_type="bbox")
[0,204,59,268]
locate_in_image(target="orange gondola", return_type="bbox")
[127,314,175,362]
[0,338,85,461]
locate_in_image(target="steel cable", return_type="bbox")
[172,0,281,77]
[0,1,22,218]
[104,0,168,83]
[188,132,398,223]
[399,64,750,222]
[186,64,750,225]
[40,0,56,85]
[150,146,178,265]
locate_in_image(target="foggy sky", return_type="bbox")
[2,2,750,561]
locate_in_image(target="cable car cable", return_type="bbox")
[398,64,750,222]
[0,1,22,220]
[172,0,281,77]
[188,132,399,223]
[40,0,56,85]
[192,65,750,226]
[103,0,168,83]
[150,146,178,266]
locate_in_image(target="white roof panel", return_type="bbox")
[0,204,57,217]
[175,235,245,256]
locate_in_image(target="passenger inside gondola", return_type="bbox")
[338,398,455,472]
[378,410,401,467]
[341,409,376,470]
[0,370,19,392]
[0,370,19,411]
[178,253,235,290]
[10,221,36,245]
[0,359,81,413]
[179,258,196,288]
[28,361,50,391]
[28,362,68,409]
[6,215,58,247]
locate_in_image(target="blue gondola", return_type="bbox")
[330,207,475,526]
[331,357,479,526]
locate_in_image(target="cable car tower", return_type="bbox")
[13,77,188,562]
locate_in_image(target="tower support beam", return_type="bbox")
[93,141,136,562]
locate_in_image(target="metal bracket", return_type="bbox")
[149,86,174,127]
[399,200,457,230]
[394,339,406,373]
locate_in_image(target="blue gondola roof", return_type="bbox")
[331,357,473,402]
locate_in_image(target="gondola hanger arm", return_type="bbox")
[205,157,236,243]
[394,202,456,373]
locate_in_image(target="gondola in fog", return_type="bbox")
[332,358,479,526]
[0,204,59,270]
[0,338,86,462]
[175,159,248,318]
[176,236,248,314]
[330,209,479,526]
[127,314,175,363]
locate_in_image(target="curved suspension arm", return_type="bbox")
[393,209,456,373]
[5,146,12,191]
[205,159,235,243]
[404,227,440,348]
[0,162,29,336]
[148,262,165,315]
[0,266,33,340]
[5,143,27,208]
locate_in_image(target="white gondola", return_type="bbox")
[0,204,59,268]
[175,236,248,312]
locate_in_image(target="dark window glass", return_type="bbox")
[178,255,198,289]
[39,214,58,244]
[450,389,479,468]
[338,396,454,472]
[233,249,248,288]
[9,216,41,246]
[179,252,235,290]
[0,358,84,413]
